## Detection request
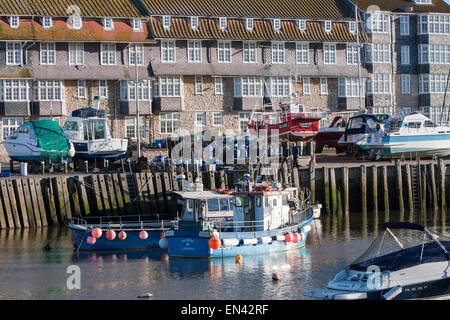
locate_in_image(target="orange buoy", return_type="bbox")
[209,236,221,250]
[235,254,243,264]
[91,228,102,239]
[106,229,116,240]
[292,232,300,243]
[139,230,148,240]
[118,230,127,240]
[87,236,96,245]
[284,233,293,242]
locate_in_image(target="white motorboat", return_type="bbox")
[3,119,75,164]
[305,222,450,300]
[366,112,450,160]
[62,108,128,160]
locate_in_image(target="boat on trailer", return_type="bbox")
[62,107,128,160]
[3,119,75,164]
[314,115,348,153]
[366,112,450,160]
[165,180,314,259]
[305,222,450,300]
[69,215,177,251]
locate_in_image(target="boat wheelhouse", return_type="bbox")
[247,102,321,142]
[367,112,450,160]
[62,108,128,160]
[165,181,314,259]
[337,114,382,155]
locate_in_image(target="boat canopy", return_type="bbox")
[345,114,380,135]
[31,120,69,157]
[71,108,105,118]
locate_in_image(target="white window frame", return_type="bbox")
[320,78,328,95]
[213,112,223,126]
[346,44,358,65]
[323,43,336,64]
[154,76,182,97]
[338,78,366,97]
[162,16,171,30]
[190,16,199,30]
[303,77,310,95]
[243,42,257,63]
[401,74,411,94]
[6,42,22,65]
[348,21,356,34]
[40,42,56,65]
[195,112,207,127]
[214,77,223,95]
[195,76,203,95]
[38,80,62,101]
[160,112,180,134]
[125,116,146,139]
[297,19,306,31]
[69,42,84,65]
[246,18,254,31]
[9,16,19,29]
[129,44,144,65]
[69,15,82,30]
[0,80,30,101]
[366,43,391,63]
[400,16,409,35]
[78,80,86,98]
[103,18,114,31]
[270,77,290,97]
[218,41,232,63]
[273,19,281,31]
[101,43,116,65]
[324,21,332,33]
[120,80,151,101]
[271,42,285,64]
[401,45,410,65]
[296,43,309,64]
[2,117,23,140]
[219,17,227,30]
[99,80,108,98]
[42,16,52,29]
[187,41,202,62]
[132,19,143,32]
[368,74,391,94]
[366,12,390,34]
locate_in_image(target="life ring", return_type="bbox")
[222,190,233,195]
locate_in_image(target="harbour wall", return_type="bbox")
[0,158,448,229]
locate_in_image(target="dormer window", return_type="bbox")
[190,16,199,30]
[348,21,356,34]
[162,16,171,30]
[69,15,82,29]
[273,19,281,31]
[103,18,114,31]
[42,16,52,29]
[10,16,19,29]
[324,21,332,33]
[132,19,143,32]
[246,18,254,31]
[219,17,227,30]
[297,19,306,31]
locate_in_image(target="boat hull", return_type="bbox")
[70,225,163,251]
[166,219,312,259]
[248,118,320,142]
[72,141,127,160]
[3,141,72,163]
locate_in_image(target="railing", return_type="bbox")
[70,214,178,231]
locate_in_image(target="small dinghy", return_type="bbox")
[62,108,128,160]
[3,119,75,164]
[305,222,450,300]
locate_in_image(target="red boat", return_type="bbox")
[247,102,321,142]
[314,116,348,153]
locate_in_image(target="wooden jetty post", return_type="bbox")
[429,163,438,210]
[382,166,389,214]
[439,158,446,210]
[421,165,427,212]
[309,157,316,204]
[395,160,404,213]
[405,164,414,213]
[323,167,330,214]
[342,167,349,215]
[360,165,367,215]
[371,165,378,213]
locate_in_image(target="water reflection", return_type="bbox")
[0,208,448,300]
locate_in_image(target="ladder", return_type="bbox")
[411,164,420,209]
[122,159,141,215]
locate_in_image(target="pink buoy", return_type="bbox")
[87,236,96,245]
[292,233,300,243]
[106,229,116,240]
[272,273,280,281]
[284,233,293,242]
[139,230,148,240]
[118,230,127,240]
[91,227,102,239]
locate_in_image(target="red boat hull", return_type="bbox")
[248,117,321,142]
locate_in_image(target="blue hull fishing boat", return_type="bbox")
[166,179,314,259]
[69,216,177,251]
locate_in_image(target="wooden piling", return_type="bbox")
[13,179,29,228]
[23,178,36,227]
[118,173,132,214]
[97,174,110,215]
[372,166,378,213]
[105,174,118,215]
[421,165,427,212]
[43,178,58,225]
[395,160,404,213]
[0,180,14,228]
[112,174,124,212]
[405,165,414,213]
[330,167,337,214]
[342,167,349,215]
[439,158,446,210]
[323,167,330,214]
[309,158,316,204]
[68,177,82,218]
[90,175,104,215]
[6,179,21,228]
[382,166,389,214]
[75,175,91,217]
[429,163,438,210]
[360,165,367,215]
[33,178,48,226]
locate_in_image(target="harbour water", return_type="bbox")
[0,209,448,300]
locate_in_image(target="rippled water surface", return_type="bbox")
[0,209,448,300]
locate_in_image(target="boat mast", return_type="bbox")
[355,4,363,111]
[440,68,450,125]
[135,58,141,159]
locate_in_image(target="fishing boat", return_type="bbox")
[165,179,314,259]
[62,107,128,160]
[366,112,450,160]
[337,114,382,156]
[305,222,450,300]
[69,215,178,251]
[3,119,75,164]
[247,102,321,142]
[314,116,348,153]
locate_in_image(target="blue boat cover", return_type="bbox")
[71,108,105,118]
[382,222,425,231]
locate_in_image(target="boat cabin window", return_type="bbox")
[207,199,220,211]
[182,199,195,220]
[424,120,435,127]
[272,198,277,207]
[407,122,421,128]
[282,194,289,206]
[16,125,30,134]
[235,196,248,207]
[348,117,363,129]
[256,197,262,207]
[219,198,230,211]
[83,120,106,140]
[63,121,79,131]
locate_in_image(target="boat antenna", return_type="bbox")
[355,3,364,112]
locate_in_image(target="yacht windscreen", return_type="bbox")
[385,119,403,133]
[63,121,78,131]
[350,228,450,272]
